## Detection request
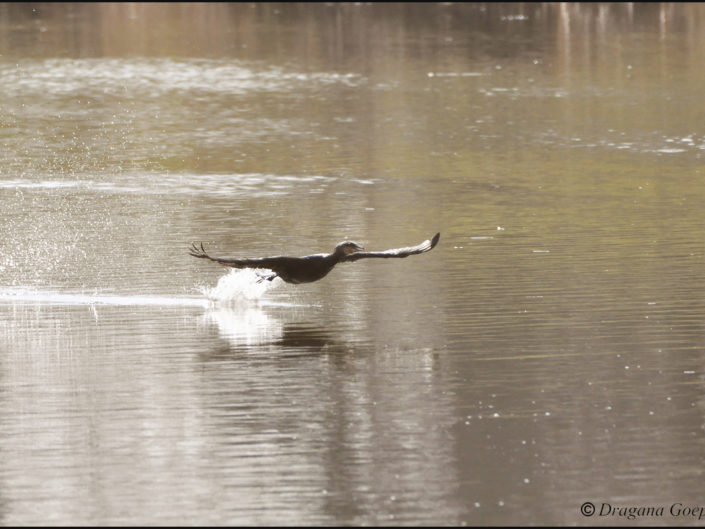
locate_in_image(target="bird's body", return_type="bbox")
[189,233,440,284]
[245,253,339,284]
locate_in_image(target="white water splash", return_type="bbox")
[199,268,281,303]
[0,270,281,309]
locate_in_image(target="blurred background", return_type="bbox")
[1,3,704,525]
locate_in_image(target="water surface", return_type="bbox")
[1,3,705,525]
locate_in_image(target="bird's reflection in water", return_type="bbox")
[202,303,282,350]
[201,303,362,358]
[275,323,350,357]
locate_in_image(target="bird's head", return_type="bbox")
[334,240,364,257]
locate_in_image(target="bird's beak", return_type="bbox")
[345,243,364,255]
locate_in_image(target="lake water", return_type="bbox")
[1,3,705,525]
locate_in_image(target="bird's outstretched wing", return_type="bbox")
[189,242,288,270]
[342,232,440,262]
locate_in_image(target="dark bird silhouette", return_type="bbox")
[189,232,440,284]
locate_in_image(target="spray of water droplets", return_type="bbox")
[198,268,280,303]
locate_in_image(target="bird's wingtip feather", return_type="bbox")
[430,232,440,248]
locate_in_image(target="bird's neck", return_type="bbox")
[329,250,346,263]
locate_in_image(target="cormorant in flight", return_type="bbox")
[189,232,440,284]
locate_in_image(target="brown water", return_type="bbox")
[1,3,705,526]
